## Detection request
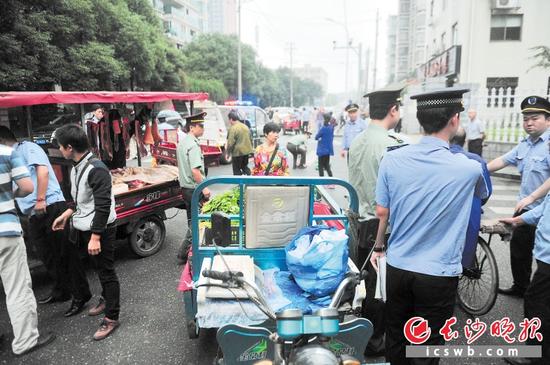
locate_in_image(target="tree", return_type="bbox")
[185,76,229,103]
[182,33,259,98]
[0,0,186,91]
[530,46,550,70]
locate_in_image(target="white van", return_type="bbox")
[193,101,230,164]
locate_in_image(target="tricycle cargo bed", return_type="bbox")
[114,179,183,226]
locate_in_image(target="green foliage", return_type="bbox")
[182,34,323,107]
[186,76,229,103]
[0,0,185,91]
[530,46,550,70]
[201,188,240,215]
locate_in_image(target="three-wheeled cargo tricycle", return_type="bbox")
[181,175,383,365]
[0,91,208,258]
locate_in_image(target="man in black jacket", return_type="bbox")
[52,124,120,341]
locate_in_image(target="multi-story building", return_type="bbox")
[207,0,237,35]
[386,15,398,84]
[293,65,329,96]
[151,0,206,49]
[392,0,550,139]
[392,0,427,82]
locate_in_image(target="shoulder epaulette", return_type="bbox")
[387,144,409,152]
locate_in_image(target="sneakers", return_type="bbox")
[93,317,120,341]
[88,297,106,316]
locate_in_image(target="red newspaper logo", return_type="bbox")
[440,317,459,341]
[490,317,516,344]
[464,318,487,345]
[404,317,431,345]
[518,318,544,343]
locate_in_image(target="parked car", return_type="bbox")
[272,107,301,134]
[193,101,230,164]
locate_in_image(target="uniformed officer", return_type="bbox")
[341,103,367,159]
[176,112,211,264]
[488,96,550,298]
[501,193,550,365]
[348,85,404,357]
[371,88,489,365]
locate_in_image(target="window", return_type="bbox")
[451,23,458,45]
[430,0,434,17]
[486,77,519,107]
[490,15,522,41]
[441,32,447,51]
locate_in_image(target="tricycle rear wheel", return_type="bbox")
[129,215,166,257]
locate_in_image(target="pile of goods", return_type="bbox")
[111,165,179,195]
[201,188,240,215]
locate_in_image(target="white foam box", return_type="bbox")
[203,255,255,299]
[245,186,310,248]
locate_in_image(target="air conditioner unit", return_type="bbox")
[494,0,520,9]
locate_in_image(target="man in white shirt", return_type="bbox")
[465,109,486,157]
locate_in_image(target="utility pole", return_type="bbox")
[287,42,295,107]
[373,8,380,90]
[237,0,242,101]
[365,48,370,95]
[357,42,363,102]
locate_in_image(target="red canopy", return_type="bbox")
[0,91,209,108]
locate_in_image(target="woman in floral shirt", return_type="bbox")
[252,122,290,176]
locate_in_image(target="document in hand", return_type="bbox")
[375,256,387,302]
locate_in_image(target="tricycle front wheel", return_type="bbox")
[187,319,200,339]
[129,215,166,257]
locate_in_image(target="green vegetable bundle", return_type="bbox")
[201,187,241,215]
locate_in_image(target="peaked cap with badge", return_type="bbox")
[521,95,550,115]
[185,111,207,125]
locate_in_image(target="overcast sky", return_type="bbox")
[240,0,398,96]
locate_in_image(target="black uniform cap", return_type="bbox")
[364,85,404,108]
[410,88,470,112]
[521,96,550,114]
[345,103,359,112]
[185,112,207,125]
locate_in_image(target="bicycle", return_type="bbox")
[457,220,512,316]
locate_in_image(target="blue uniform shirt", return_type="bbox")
[342,118,367,150]
[503,130,550,210]
[14,141,65,216]
[521,193,550,265]
[450,144,493,268]
[376,136,489,277]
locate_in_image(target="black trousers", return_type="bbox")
[510,209,536,291]
[28,201,71,298]
[357,220,387,353]
[286,143,306,168]
[231,155,251,176]
[67,226,120,320]
[524,260,550,364]
[386,265,458,365]
[302,121,309,133]
[178,187,207,263]
[318,155,333,177]
[467,138,483,157]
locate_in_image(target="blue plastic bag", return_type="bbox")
[285,225,349,297]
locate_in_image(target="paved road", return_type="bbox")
[0,134,526,365]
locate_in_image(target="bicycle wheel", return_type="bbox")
[457,236,499,316]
